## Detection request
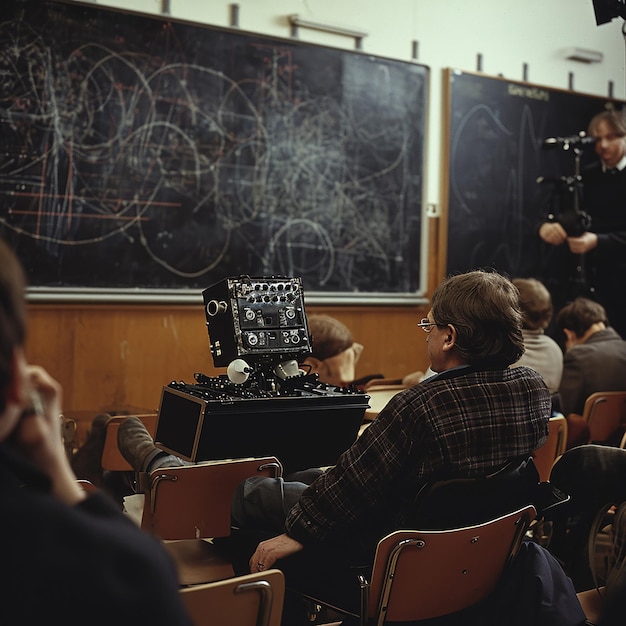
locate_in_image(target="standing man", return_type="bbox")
[539,110,626,339]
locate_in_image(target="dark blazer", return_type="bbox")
[0,444,193,626]
[558,327,626,416]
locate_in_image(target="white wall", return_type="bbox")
[81,0,626,212]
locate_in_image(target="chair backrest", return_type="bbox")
[101,414,158,471]
[581,391,626,443]
[76,479,98,493]
[410,456,542,530]
[180,569,285,626]
[367,505,535,624]
[141,456,282,539]
[533,415,568,482]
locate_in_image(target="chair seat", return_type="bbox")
[164,539,235,586]
[576,587,604,626]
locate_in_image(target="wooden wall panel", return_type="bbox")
[24,304,431,421]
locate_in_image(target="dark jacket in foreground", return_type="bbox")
[0,444,193,626]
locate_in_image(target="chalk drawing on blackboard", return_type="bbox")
[0,1,428,302]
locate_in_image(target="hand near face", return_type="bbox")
[12,364,85,505]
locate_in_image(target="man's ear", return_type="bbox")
[301,356,322,374]
[562,328,577,345]
[442,324,457,352]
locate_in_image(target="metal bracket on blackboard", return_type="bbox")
[288,14,368,50]
[426,203,440,218]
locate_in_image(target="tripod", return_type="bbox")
[538,144,593,301]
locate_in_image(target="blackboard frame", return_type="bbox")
[442,68,625,285]
[0,0,430,305]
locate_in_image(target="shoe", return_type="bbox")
[70,413,111,486]
[117,416,162,472]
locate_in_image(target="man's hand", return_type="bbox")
[539,221,568,246]
[249,533,303,572]
[567,232,598,255]
[14,365,86,505]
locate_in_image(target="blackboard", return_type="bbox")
[0,0,428,303]
[444,69,624,292]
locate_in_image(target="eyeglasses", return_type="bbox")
[417,318,437,333]
[416,318,444,333]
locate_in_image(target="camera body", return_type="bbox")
[555,210,592,237]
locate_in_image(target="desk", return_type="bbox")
[363,385,405,421]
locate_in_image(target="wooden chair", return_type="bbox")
[140,456,282,586]
[533,414,568,482]
[576,587,604,626]
[299,506,535,626]
[100,414,158,472]
[579,391,626,445]
[76,479,98,493]
[180,569,284,626]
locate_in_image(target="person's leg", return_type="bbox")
[231,476,309,532]
[70,413,112,486]
[117,416,189,473]
[227,476,371,624]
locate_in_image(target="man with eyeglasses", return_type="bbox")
[230,270,552,621]
[539,109,626,340]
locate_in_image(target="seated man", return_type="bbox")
[511,277,563,396]
[224,270,553,619]
[556,297,626,447]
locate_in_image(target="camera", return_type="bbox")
[553,210,592,237]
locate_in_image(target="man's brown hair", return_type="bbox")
[307,314,353,361]
[556,297,608,338]
[432,270,524,368]
[513,278,553,331]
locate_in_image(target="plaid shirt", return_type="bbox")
[286,365,550,547]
